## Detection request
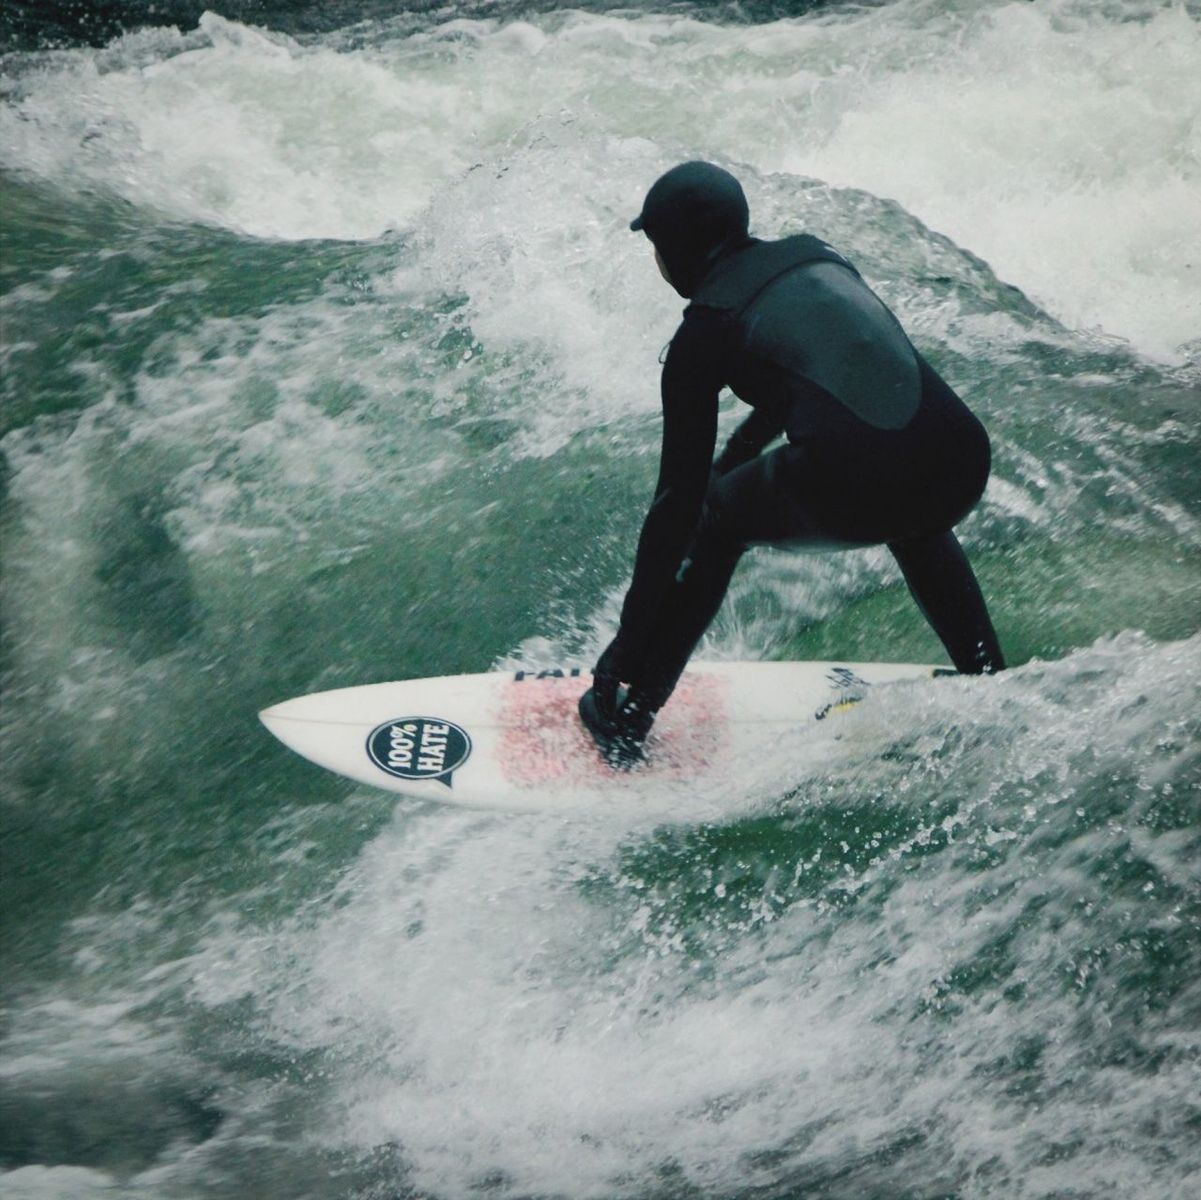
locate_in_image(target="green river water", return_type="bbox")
[2,2,1199,1196]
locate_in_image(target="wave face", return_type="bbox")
[2,2,1199,1197]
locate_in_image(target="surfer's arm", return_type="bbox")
[713,406,782,475]
[609,312,724,669]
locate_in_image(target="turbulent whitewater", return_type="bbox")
[2,2,1199,1197]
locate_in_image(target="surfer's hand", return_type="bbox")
[590,668,619,720]
[592,638,629,717]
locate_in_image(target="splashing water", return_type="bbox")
[2,1,1199,1197]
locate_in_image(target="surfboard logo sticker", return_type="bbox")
[814,666,870,721]
[367,717,472,788]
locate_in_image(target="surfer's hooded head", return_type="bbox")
[630,161,751,298]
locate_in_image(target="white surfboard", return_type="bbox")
[259,661,953,812]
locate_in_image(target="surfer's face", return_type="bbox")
[654,247,674,288]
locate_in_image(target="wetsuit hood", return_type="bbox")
[630,161,751,297]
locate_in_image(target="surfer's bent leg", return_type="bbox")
[888,531,1005,674]
[629,447,1005,710]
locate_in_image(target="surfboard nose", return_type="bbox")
[259,692,316,724]
[258,695,324,743]
[259,680,406,726]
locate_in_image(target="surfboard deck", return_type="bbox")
[259,661,953,811]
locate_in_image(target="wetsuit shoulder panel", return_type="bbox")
[748,260,921,431]
[689,234,855,315]
[694,237,922,432]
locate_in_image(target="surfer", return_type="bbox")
[579,161,1005,768]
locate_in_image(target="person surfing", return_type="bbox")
[579,161,1005,768]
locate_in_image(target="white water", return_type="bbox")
[190,633,1201,1198]
[3,4,1200,1196]
[3,1,1199,360]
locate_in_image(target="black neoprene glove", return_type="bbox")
[590,636,631,719]
[712,430,756,477]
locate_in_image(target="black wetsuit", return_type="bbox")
[610,233,1004,708]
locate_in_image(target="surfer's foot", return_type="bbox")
[578,687,655,770]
